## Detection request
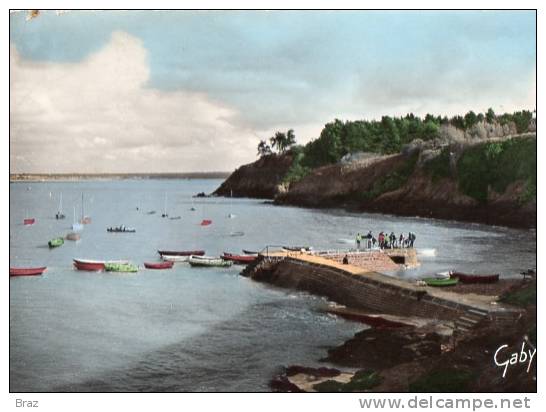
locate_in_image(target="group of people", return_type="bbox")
[355,230,416,249]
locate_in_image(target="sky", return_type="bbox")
[9,10,536,173]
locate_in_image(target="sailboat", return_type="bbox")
[72,205,83,232]
[161,193,168,218]
[227,190,236,218]
[228,190,243,236]
[55,193,66,219]
[80,193,91,224]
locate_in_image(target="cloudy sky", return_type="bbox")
[10,10,536,173]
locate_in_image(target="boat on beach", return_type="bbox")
[188,255,233,267]
[10,266,47,277]
[422,277,459,287]
[221,252,257,264]
[157,250,205,257]
[450,272,500,284]
[144,261,174,269]
[48,237,64,248]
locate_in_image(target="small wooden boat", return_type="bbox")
[229,231,245,237]
[450,272,500,284]
[23,218,35,225]
[200,219,212,226]
[104,262,138,273]
[282,246,313,252]
[147,210,156,215]
[423,277,458,287]
[158,250,205,257]
[73,258,105,271]
[169,216,181,220]
[66,232,81,241]
[221,252,257,264]
[48,237,64,248]
[10,266,47,277]
[242,249,259,255]
[188,255,233,267]
[144,261,174,269]
[107,226,136,233]
[161,255,189,262]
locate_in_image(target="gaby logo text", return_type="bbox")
[494,341,536,378]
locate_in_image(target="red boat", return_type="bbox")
[73,258,105,271]
[144,261,174,270]
[10,266,47,277]
[157,250,205,257]
[450,272,500,284]
[200,219,212,226]
[221,252,257,264]
[23,218,35,225]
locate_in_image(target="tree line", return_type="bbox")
[257,109,535,178]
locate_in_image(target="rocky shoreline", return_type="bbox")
[269,279,536,392]
[213,134,536,229]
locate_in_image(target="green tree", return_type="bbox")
[464,111,478,129]
[486,108,496,123]
[257,139,272,157]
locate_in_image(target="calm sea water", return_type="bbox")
[9,179,536,392]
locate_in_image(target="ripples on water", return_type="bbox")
[10,180,536,391]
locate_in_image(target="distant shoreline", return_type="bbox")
[10,172,231,182]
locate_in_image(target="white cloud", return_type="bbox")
[10,31,265,173]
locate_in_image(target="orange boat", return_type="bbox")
[10,267,46,277]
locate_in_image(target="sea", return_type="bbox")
[9,179,536,392]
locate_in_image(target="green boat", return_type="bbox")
[48,237,64,248]
[104,262,138,273]
[423,277,458,287]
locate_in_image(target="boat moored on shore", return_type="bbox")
[450,272,500,284]
[188,255,233,267]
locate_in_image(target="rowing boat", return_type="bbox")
[422,277,458,287]
[10,267,47,277]
[161,255,190,262]
[144,261,174,269]
[157,250,205,257]
[221,252,257,264]
[104,262,138,273]
[48,237,64,248]
[188,255,232,268]
[450,272,500,284]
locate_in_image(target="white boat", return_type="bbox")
[161,255,190,262]
[188,255,233,267]
[417,248,437,257]
[435,271,452,279]
[72,206,83,232]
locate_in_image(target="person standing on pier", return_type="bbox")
[356,233,362,249]
[366,230,373,249]
[390,232,396,248]
[399,233,405,248]
[378,232,385,249]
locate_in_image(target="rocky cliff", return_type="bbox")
[213,134,536,228]
[213,152,294,198]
